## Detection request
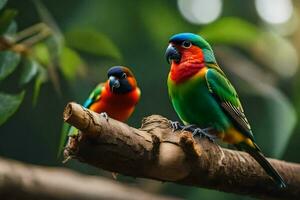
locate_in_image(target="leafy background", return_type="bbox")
[1,0,300,199]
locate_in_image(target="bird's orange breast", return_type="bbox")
[89,88,140,122]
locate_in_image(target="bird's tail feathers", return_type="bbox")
[237,142,287,189]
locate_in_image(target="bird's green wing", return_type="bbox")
[83,83,104,108]
[205,68,254,141]
[57,83,105,158]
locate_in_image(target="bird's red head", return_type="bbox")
[165,33,216,83]
[166,41,205,83]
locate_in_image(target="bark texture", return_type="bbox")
[0,157,178,200]
[64,102,300,200]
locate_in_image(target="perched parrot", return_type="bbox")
[58,66,141,157]
[165,33,286,188]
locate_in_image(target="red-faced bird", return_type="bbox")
[165,33,286,188]
[58,66,140,156]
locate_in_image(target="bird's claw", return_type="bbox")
[169,120,184,132]
[100,112,109,122]
[168,121,216,142]
[182,124,198,132]
[192,128,217,143]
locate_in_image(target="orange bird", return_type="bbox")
[58,66,140,156]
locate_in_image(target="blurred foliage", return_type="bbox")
[0,50,20,80]
[65,29,122,60]
[0,9,17,34]
[0,90,24,125]
[1,0,300,200]
[0,0,121,123]
[58,46,85,81]
[200,17,259,46]
[19,58,39,86]
[200,17,298,78]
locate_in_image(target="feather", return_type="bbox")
[205,68,254,140]
[237,142,286,188]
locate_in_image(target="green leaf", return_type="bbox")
[33,67,47,106]
[32,43,50,66]
[33,0,63,41]
[65,29,122,60]
[199,17,259,46]
[252,91,296,158]
[0,0,7,10]
[0,9,17,35]
[19,58,39,86]
[0,0,7,11]
[0,50,21,81]
[252,32,298,78]
[58,46,85,81]
[0,91,25,126]
[33,39,62,96]
[5,20,17,35]
[57,122,70,158]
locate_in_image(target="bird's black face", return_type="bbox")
[165,44,182,64]
[107,66,132,94]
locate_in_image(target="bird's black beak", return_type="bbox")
[165,44,181,64]
[109,76,120,92]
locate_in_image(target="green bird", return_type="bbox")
[165,33,286,188]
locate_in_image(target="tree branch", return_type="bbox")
[0,157,178,200]
[63,102,300,200]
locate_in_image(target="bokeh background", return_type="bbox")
[1,0,300,199]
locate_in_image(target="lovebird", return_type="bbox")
[165,33,286,188]
[58,66,141,157]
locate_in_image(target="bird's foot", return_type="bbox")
[181,124,198,132]
[168,121,216,142]
[100,112,109,122]
[168,120,185,132]
[192,127,217,142]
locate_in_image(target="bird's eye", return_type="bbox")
[121,73,127,79]
[182,41,192,48]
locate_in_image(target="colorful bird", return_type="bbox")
[165,33,286,188]
[58,66,141,157]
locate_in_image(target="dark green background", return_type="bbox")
[1,1,299,199]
